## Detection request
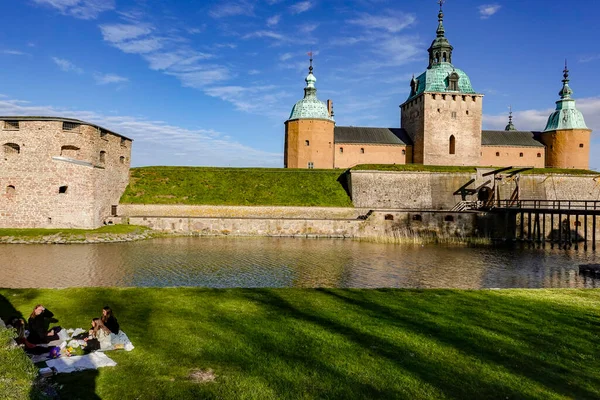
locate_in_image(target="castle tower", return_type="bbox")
[400,1,484,165]
[284,56,335,169]
[539,63,592,169]
[505,106,516,131]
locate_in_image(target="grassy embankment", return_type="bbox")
[1,288,599,399]
[120,167,353,207]
[0,225,152,243]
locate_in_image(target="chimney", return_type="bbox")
[327,99,333,117]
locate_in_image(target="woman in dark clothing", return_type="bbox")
[11,317,50,355]
[101,306,120,334]
[27,304,60,344]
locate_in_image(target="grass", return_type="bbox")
[120,167,353,207]
[0,225,150,238]
[1,288,599,399]
[0,328,40,399]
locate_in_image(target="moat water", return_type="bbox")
[1,237,599,289]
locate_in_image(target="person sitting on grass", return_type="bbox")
[9,317,50,355]
[27,304,61,344]
[83,318,112,353]
[101,306,120,334]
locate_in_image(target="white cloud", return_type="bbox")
[204,85,291,118]
[52,57,84,74]
[267,14,281,27]
[0,96,282,167]
[243,30,286,41]
[289,1,314,14]
[478,4,501,19]
[299,23,319,34]
[347,10,416,33]
[579,54,600,63]
[209,1,254,18]
[248,69,260,75]
[94,73,129,85]
[2,50,29,56]
[33,0,115,19]
[99,24,153,43]
[280,52,294,61]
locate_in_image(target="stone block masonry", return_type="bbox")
[0,118,132,228]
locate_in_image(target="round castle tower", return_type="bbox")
[539,63,592,169]
[284,56,335,169]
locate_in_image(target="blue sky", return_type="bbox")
[1,0,598,170]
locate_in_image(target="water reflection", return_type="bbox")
[0,237,599,289]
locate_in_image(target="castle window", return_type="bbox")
[442,94,446,100]
[451,111,457,119]
[448,72,460,91]
[437,108,441,113]
[339,147,343,154]
[402,149,406,155]
[120,137,127,147]
[466,110,469,115]
[442,52,447,62]
[444,215,455,222]
[6,185,15,195]
[472,96,476,102]
[496,152,500,157]
[449,135,456,155]
[307,162,314,169]
[432,94,436,100]
[452,95,456,101]
[120,156,125,164]
[360,148,365,154]
[328,142,331,148]
[60,145,80,158]
[537,153,542,158]
[58,186,68,194]
[579,143,584,148]
[62,122,80,132]
[99,151,106,164]
[412,214,422,221]
[3,142,20,155]
[462,96,466,101]
[3,121,19,130]
[384,214,394,221]
[519,152,524,157]
[305,140,310,146]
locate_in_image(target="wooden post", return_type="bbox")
[575,215,579,251]
[542,212,546,248]
[584,213,588,251]
[558,212,562,247]
[550,212,554,249]
[593,214,597,251]
[520,211,524,241]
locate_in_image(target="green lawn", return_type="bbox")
[0,225,149,238]
[120,167,353,207]
[1,288,599,399]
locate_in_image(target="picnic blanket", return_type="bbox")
[46,351,117,373]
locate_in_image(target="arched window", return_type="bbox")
[519,152,524,157]
[449,135,456,155]
[360,148,365,154]
[402,149,406,155]
[60,145,80,158]
[305,140,310,146]
[448,72,460,91]
[442,52,447,62]
[496,152,500,157]
[6,185,15,195]
[579,143,584,148]
[99,151,106,164]
[119,156,125,164]
[384,214,394,221]
[339,147,343,154]
[412,214,422,221]
[3,143,20,155]
[537,153,542,158]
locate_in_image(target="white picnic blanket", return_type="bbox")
[46,351,117,373]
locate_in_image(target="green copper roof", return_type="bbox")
[544,65,588,131]
[407,63,477,100]
[288,63,334,122]
[505,108,516,131]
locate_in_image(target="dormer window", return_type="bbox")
[448,72,460,91]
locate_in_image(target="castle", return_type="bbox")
[0,117,132,228]
[284,4,591,170]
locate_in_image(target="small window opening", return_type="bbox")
[472,96,476,102]
[496,152,500,157]
[451,111,457,119]
[579,143,584,148]
[462,96,466,101]
[360,148,365,154]
[111,205,118,216]
[452,95,456,101]
[47,217,52,224]
[519,152,524,157]
[120,137,127,146]
[6,185,15,195]
[307,162,314,169]
[339,147,343,154]
[412,214,422,221]
[444,215,455,222]
[537,153,542,158]
[442,52,447,62]
[58,186,68,194]
[328,142,331,148]
[62,122,80,132]
[305,140,310,146]
[100,129,108,138]
[4,121,19,130]
[402,149,406,155]
[437,108,441,113]
[449,135,456,155]
[384,214,394,221]
[60,145,80,158]
[432,94,436,100]
[3,143,20,155]
[466,110,469,115]
[442,94,446,100]
[120,156,125,164]
[99,151,106,164]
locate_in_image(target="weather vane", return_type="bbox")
[438,0,445,9]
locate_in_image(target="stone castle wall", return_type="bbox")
[0,119,131,228]
[349,170,600,209]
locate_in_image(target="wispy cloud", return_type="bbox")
[299,23,319,34]
[579,54,600,63]
[267,14,281,27]
[52,57,84,74]
[0,96,282,167]
[243,30,286,41]
[248,69,260,75]
[347,10,416,33]
[33,0,115,20]
[280,53,294,61]
[99,23,153,42]
[94,73,129,85]
[478,4,501,19]
[289,1,314,15]
[2,50,29,56]
[209,1,254,18]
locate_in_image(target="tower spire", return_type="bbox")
[437,0,445,37]
[559,59,573,99]
[303,51,317,98]
[428,0,453,68]
[505,105,516,131]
